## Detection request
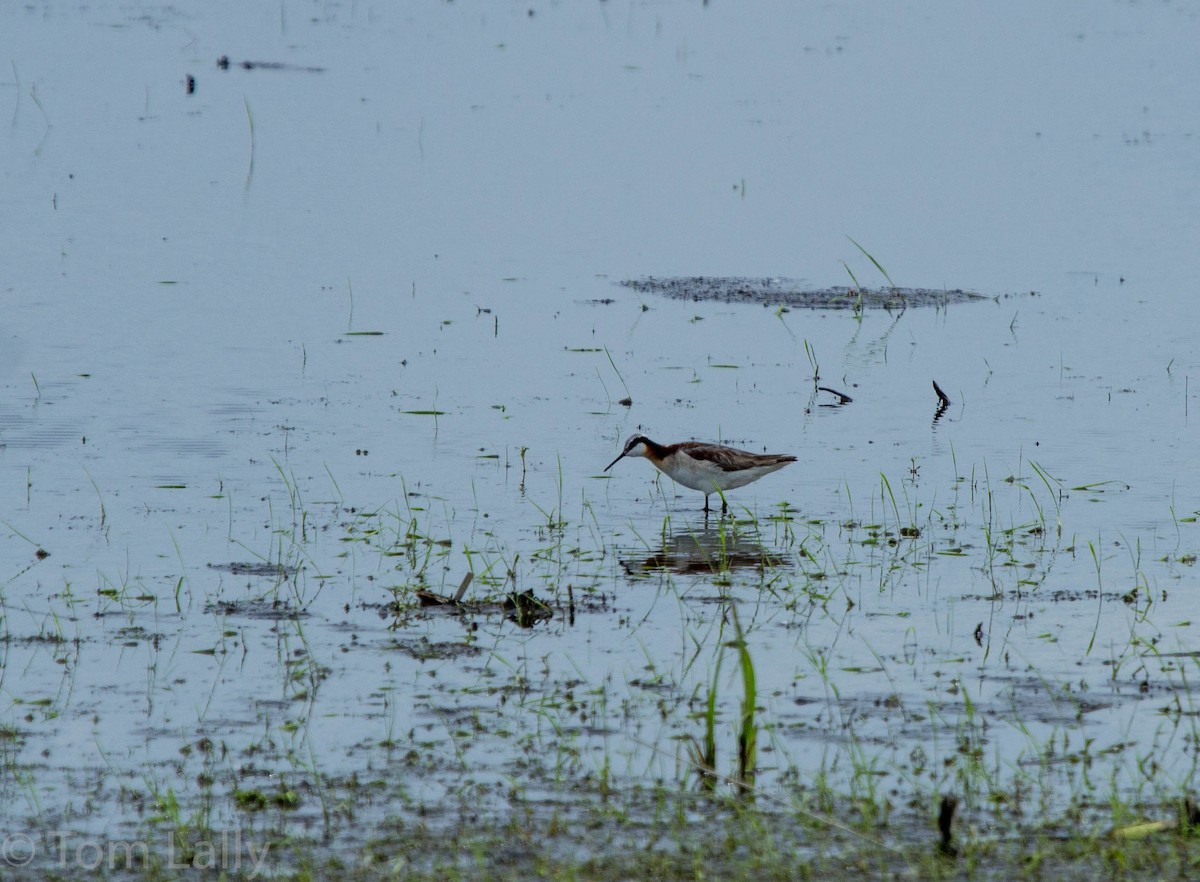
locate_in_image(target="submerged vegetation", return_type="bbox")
[1,444,1197,880]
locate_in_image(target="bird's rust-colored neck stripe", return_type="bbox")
[640,437,673,461]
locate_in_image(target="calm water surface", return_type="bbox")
[2,0,1198,866]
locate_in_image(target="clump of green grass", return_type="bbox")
[685,604,757,794]
[730,604,757,792]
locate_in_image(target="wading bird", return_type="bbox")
[604,434,795,513]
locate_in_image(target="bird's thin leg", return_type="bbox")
[703,494,710,513]
[721,498,729,515]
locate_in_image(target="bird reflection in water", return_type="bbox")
[622,522,789,577]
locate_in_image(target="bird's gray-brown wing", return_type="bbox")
[678,443,795,472]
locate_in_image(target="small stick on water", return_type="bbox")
[817,386,853,404]
[452,571,473,603]
[243,96,256,189]
[415,571,473,607]
[1109,796,1200,839]
[937,794,958,856]
[933,380,951,407]
[1185,796,1200,829]
[603,346,632,405]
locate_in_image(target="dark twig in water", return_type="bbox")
[415,571,472,607]
[817,386,853,405]
[932,379,951,424]
[414,589,451,607]
[937,794,958,857]
[452,571,473,603]
[217,55,326,73]
[932,379,951,407]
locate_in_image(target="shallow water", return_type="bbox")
[2,0,1199,872]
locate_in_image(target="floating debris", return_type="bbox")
[818,386,853,405]
[204,598,305,620]
[208,561,300,578]
[415,572,473,607]
[216,55,326,73]
[937,794,959,857]
[504,589,553,628]
[933,379,952,423]
[1109,796,1200,840]
[621,277,987,310]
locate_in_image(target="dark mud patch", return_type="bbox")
[208,561,300,578]
[204,598,307,620]
[114,625,164,647]
[622,277,988,309]
[390,636,483,661]
[398,587,595,626]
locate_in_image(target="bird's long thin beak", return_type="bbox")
[603,450,626,472]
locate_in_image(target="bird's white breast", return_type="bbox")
[654,450,781,492]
